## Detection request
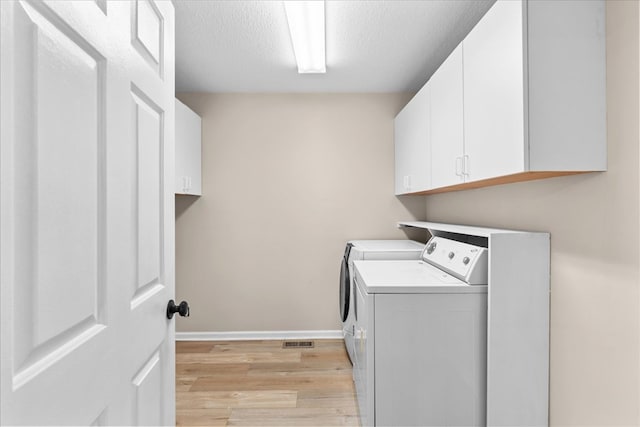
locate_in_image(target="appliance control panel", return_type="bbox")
[422,236,488,285]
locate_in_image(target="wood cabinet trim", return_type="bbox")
[403,170,591,196]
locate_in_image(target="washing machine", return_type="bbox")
[339,240,424,363]
[352,236,489,427]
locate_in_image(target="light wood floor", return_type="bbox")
[176,339,360,426]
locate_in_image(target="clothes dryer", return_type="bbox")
[339,240,424,363]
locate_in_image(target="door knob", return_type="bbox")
[167,299,190,319]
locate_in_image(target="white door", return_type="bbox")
[0,1,176,425]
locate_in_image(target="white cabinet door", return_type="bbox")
[394,83,430,195]
[430,44,464,189]
[394,107,414,195]
[463,0,526,182]
[0,1,176,425]
[175,98,202,195]
[526,0,606,172]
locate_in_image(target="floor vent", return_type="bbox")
[282,341,314,349]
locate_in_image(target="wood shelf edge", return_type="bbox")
[401,170,597,196]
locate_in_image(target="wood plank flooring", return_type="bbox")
[176,339,360,426]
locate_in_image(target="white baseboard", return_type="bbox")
[175,330,343,341]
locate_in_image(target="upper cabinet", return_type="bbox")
[395,0,606,195]
[395,82,431,195]
[175,98,202,196]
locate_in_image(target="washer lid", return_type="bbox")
[353,260,488,294]
[347,240,425,252]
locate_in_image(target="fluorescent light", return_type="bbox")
[284,1,326,73]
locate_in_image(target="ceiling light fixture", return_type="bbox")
[283,0,326,73]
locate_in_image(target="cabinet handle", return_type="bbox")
[463,155,470,176]
[455,157,462,176]
[403,175,411,191]
[182,176,192,192]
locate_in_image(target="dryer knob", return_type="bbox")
[426,241,437,254]
[448,251,455,259]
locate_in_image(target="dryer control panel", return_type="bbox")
[422,237,488,285]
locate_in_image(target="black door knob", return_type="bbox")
[167,299,190,319]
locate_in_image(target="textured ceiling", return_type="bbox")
[175,0,495,93]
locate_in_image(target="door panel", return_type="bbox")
[132,0,164,77]
[10,0,107,380]
[1,0,175,425]
[132,87,164,303]
[6,0,110,410]
[132,350,163,426]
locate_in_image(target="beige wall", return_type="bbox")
[424,2,640,425]
[175,93,424,333]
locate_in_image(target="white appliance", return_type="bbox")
[353,236,489,427]
[339,240,424,363]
